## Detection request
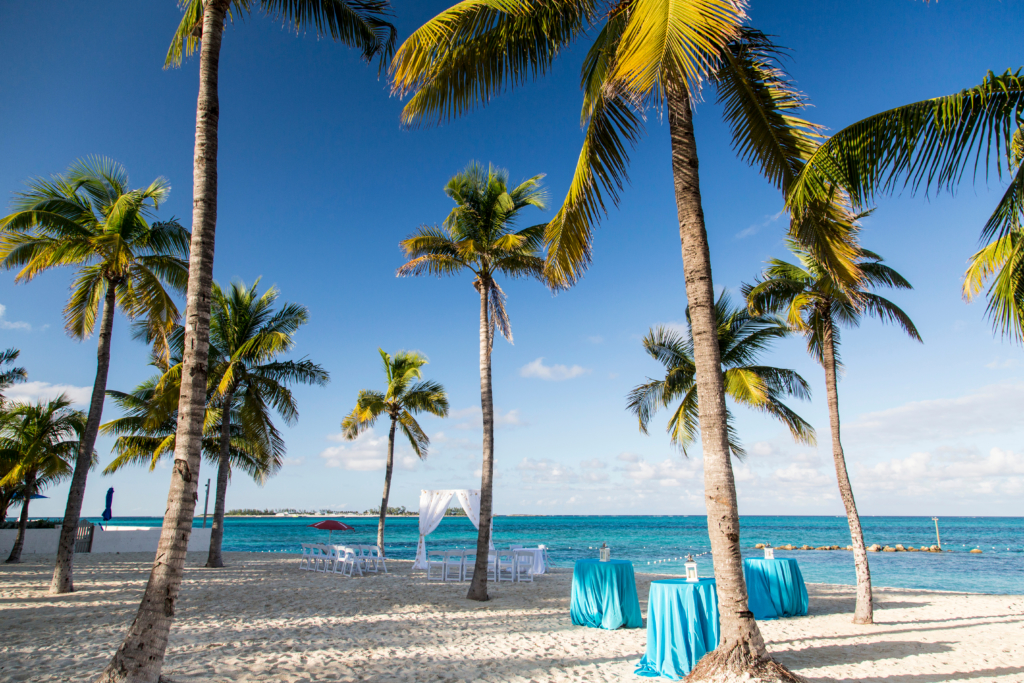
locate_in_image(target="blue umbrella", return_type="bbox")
[11,491,47,501]
[102,487,114,521]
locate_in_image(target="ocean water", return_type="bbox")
[88,515,1024,595]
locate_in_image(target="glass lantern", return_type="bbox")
[599,543,611,562]
[684,554,699,582]
[764,544,774,560]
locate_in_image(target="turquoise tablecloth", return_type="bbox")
[743,558,808,620]
[570,559,643,629]
[635,578,719,680]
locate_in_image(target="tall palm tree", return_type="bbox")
[342,349,449,556]
[398,162,546,601]
[745,241,921,624]
[628,293,815,455]
[100,4,396,678]
[201,280,328,567]
[0,158,190,594]
[787,68,1024,336]
[0,348,27,402]
[0,395,85,563]
[391,6,857,673]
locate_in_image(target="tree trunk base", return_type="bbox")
[4,559,21,564]
[205,559,224,569]
[687,647,803,683]
[852,615,873,625]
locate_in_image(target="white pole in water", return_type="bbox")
[932,517,941,549]
[202,479,211,528]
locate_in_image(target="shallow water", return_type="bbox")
[91,514,1024,594]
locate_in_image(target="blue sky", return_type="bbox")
[2,1,1023,519]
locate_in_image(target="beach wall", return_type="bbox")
[0,526,213,555]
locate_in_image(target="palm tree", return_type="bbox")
[398,162,547,601]
[342,349,449,556]
[391,7,858,673]
[0,395,85,563]
[628,293,815,455]
[0,157,190,594]
[0,348,27,402]
[745,241,921,624]
[100,4,396,677]
[101,367,287,527]
[787,68,1024,336]
[201,280,328,567]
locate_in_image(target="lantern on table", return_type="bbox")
[764,543,774,560]
[684,554,699,582]
[599,542,611,562]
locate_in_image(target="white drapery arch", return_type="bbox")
[413,489,493,569]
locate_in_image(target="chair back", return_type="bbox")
[510,544,523,550]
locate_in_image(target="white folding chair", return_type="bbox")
[426,550,446,580]
[358,545,378,574]
[538,544,550,573]
[497,551,515,582]
[444,551,465,582]
[299,543,313,570]
[333,546,363,577]
[462,552,477,581]
[514,550,535,583]
[368,545,388,574]
[510,544,524,551]
[311,544,328,572]
[487,552,497,581]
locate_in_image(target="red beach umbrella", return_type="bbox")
[308,519,354,543]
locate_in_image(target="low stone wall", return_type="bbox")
[0,526,213,556]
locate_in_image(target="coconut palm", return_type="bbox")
[744,241,921,624]
[101,366,286,521]
[201,280,329,567]
[341,349,449,556]
[0,157,190,594]
[787,68,1024,336]
[0,349,27,402]
[628,293,815,455]
[101,4,396,676]
[391,6,858,672]
[398,162,546,601]
[0,395,85,563]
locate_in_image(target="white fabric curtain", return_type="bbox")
[413,488,488,568]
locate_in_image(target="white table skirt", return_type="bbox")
[516,547,547,575]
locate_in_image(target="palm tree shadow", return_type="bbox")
[774,640,953,668]
[798,667,1024,683]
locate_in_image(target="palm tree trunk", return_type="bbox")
[0,489,13,526]
[377,416,397,557]
[49,282,116,594]
[206,391,234,568]
[98,2,228,681]
[821,316,873,624]
[467,278,494,601]
[665,76,793,682]
[5,476,34,564]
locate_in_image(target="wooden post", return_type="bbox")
[202,479,211,528]
[932,517,941,549]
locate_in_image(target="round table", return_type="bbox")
[635,578,719,680]
[743,558,808,620]
[570,559,643,629]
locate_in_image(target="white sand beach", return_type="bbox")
[1,552,1021,683]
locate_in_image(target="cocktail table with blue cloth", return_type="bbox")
[635,578,719,680]
[570,559,643,629]
[743,558,808,620]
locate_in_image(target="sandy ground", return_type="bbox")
[1,552,1021,682]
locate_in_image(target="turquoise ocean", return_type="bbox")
[87,515,1023,595]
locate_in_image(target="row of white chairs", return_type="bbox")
[426,549,536,583]
[299,543,387,576]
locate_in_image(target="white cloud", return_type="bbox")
[846,382,1024,445]
[617,455,702,485]
[616,452,641,463]
[0,304,33,332]
[580,458,607,470]
[319,431,389,471]
[985,358,1021,370]
[517,457,580,485]
[5,381,91,406]
[283,457,305,466]
[734,210,784,240]
[519,357,590,381]
[450,406,526,430]
[856,447,1024,498]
